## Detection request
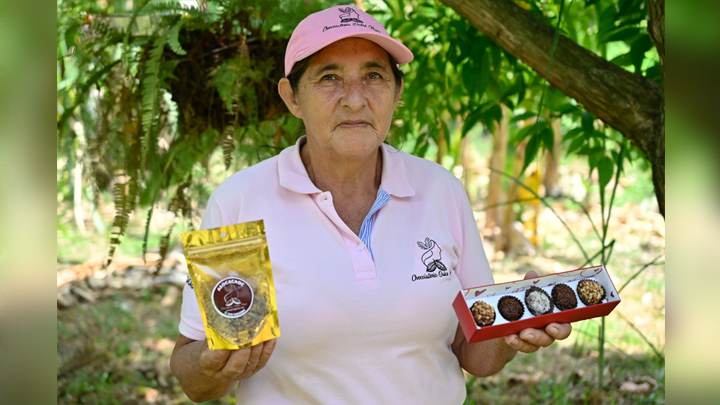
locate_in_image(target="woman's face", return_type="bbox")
[280,37,402,162]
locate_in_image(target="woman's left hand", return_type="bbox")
[504,322,572,353]
[503,270,573,353]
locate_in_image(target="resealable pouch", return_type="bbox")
[182,220,279,350]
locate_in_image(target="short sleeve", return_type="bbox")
[178,192,233,340]
[452,179,494,289]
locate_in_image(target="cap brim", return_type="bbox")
[293,32,413,72]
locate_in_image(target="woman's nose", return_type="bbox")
[341,79,366,110]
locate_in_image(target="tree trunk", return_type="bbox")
[440,0,665,218]
[436,126,447,165]
[500,137,526,254]
[485,103,509,229]
[544,117,563,197]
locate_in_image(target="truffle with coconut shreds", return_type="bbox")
[524,286,554,316]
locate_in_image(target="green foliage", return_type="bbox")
[58,0,660,270]
[57,0,336,265]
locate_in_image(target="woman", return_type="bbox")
[170,5,571,403]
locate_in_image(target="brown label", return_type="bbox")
[212,277,254,318]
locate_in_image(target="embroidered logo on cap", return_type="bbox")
[322,7,382,34]
[338,7,362,23]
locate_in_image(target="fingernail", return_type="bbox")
[526,333,534,340]
[549,326,558,335]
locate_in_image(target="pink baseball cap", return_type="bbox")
[284,5,414,76]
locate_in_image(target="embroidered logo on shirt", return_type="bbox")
[417,237,447,272]
[412,237,450,282]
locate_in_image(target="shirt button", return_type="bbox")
[357,243,364,251]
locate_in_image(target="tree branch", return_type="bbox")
[440,0,664,217]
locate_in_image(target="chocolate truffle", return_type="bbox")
[551,283,578,311]
[470,300,496,327]
[497,296,524,321]
[577,279,606,306]
[524,286,554,316]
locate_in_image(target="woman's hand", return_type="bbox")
[503,322,572,353]
[504,270,572,353]
[197,338,277,382]
[170,335,276,402]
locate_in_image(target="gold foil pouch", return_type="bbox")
[181,220,279,350]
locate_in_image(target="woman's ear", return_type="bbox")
[278,78,302,119]
[394,78,404,107]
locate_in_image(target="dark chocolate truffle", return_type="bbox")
[470,300,496,326]
[524,286,554,316]
[497,296,524,321]
[551,283,578,311]
[577,279,606,306]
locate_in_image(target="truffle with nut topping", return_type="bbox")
[470,300,496,326]
[577,279,606,306]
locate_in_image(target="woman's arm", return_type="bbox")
[451,328,517,377]
[451,322,572,377]
[170,334,276,403]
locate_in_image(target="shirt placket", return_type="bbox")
[314,191,377,281]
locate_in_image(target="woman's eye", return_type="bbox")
[367,72,381,80]
[321,74,336,81]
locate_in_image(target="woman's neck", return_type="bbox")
[300,141,383,197]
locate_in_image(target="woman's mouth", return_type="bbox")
[338,120,370,128]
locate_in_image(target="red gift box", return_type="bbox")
[453,265,621,343]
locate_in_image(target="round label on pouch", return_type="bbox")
[212,277,254,318]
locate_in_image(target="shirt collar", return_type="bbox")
[277,136,415,197]
[379,142,415,198]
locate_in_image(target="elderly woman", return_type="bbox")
[170,5,571,403]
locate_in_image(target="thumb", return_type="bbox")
[523,270,539,280]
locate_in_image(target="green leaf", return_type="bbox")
[462,107,484,136]
[630,35,653,73]
[588,149,604,174]
[511,124,535,145]
[610,52,633,68]
[510,111,536,123]
[516,71,527,105]
[601,26,640,44]
[477,48,491,97]
[486,104,502,125]
[522,134,541,173]
[563,127,584,141]
[581,111,595,133]
[566,134,586,156]
[461,60,476,97]
[540,125,554,156]
[552,103,579,115]
[598,156,614,189]
[167,17,187,56]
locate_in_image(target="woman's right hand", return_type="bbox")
[197,338,277,382]
[171,335,277,402]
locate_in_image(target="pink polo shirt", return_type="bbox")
[180,137,494,404]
